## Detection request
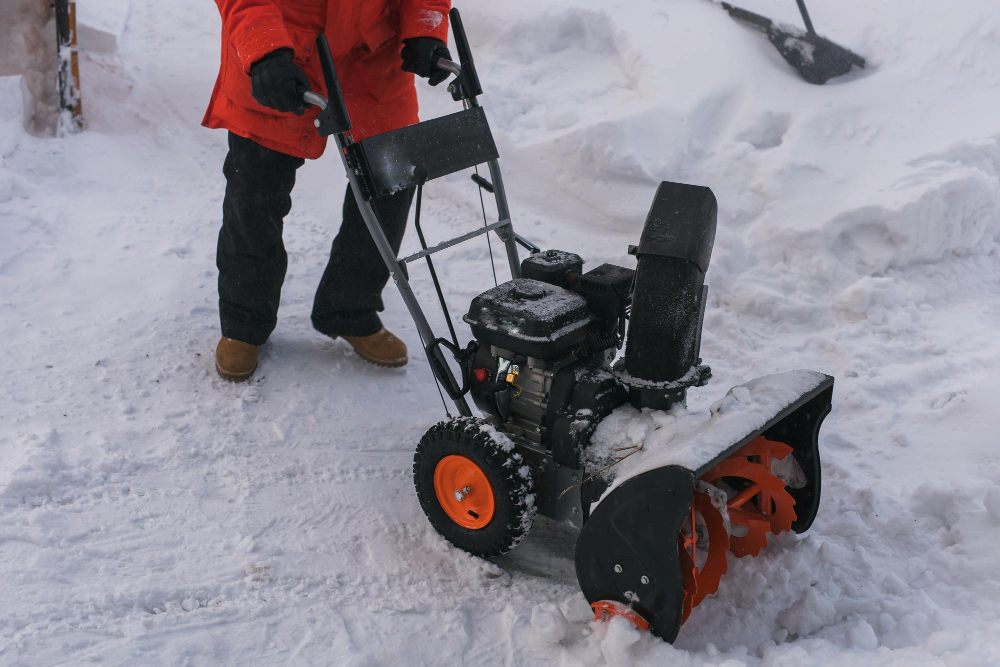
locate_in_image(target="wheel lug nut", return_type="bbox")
[614,564,623,573]
[640,576,649,585]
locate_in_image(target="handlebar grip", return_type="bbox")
[435,58,462,77]
[447,8,483,99]
[302,90,328,110]
[314,34,352,137]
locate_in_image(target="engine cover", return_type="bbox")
[463,279,592,359]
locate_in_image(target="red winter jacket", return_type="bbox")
[203,0,451,159]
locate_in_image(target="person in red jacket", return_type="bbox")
[204,0,452,381]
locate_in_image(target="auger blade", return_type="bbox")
[577,374,833,641]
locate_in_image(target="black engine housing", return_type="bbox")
[462,180,719,524]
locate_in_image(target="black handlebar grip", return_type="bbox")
[425,339,469,400]
[448,8,483,99]
[314,35,352,136]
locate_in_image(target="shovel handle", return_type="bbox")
[795,0,816,35]
[721,3,773,32]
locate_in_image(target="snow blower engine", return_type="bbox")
[307,9,834,642]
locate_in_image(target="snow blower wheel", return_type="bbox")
[414,418,535,558]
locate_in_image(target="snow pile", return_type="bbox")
[531,602,570,643]
[76,0,132,54]
[3,0,1000,665]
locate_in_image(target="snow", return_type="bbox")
[416,10,444,32]
[588,370,828,505]
[530,601,569,643]
[3,0,1000,665]
[76,0,132,55]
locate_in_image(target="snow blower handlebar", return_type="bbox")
[306,9,530,418]
[302,58,462,113]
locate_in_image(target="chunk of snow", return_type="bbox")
[531,602,569,643]
[845,620,879,651]
[599,617,641,667]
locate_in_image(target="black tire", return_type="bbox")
[413,417,536,558]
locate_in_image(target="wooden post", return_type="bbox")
[54,0,83,132]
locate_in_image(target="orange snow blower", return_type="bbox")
[306,8,833,642]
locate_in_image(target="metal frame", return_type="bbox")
[305,47,522,418]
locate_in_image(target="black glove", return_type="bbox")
[400,37,452,86]
[250,48,310,115]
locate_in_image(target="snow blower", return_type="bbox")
[305,8,833,642]
[721,0,866,85]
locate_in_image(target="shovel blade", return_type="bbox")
[723,3,866,85]
[768,29,866,85]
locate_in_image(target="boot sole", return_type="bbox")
[215,361,257,382]
[353,350,408,368]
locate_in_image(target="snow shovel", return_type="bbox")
[722,0,866,84]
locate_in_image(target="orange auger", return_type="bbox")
[679,488,731,623]
[575,378,832,642]
[677,436,799,623]
[704,437,798,557]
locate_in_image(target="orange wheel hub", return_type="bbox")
[433,455,495,529]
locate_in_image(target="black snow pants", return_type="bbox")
[217,132,414,346]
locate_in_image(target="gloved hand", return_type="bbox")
[400,37,452,86]
[250,48,310,115]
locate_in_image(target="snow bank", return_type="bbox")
[77,0,132,54]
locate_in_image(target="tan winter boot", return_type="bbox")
[339,328,408,368]
[215,337,259,381]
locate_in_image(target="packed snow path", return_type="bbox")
[3,0,1000,664]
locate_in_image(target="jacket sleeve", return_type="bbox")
[214,0,295,73]
[399,0,451,43]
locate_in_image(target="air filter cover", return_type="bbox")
[464,279,592,358]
